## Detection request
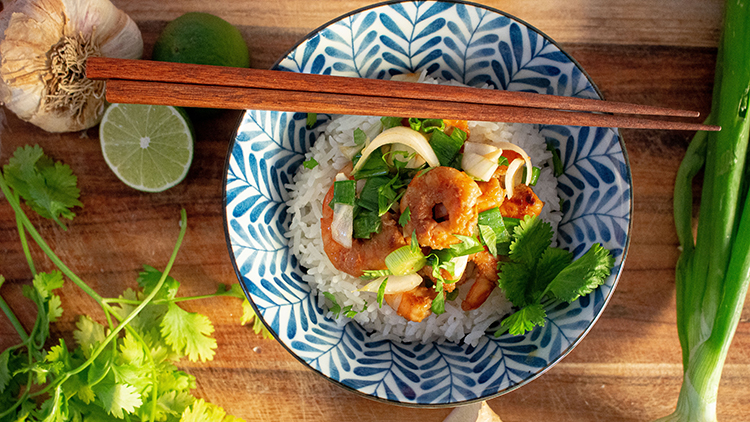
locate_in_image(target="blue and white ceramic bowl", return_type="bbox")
[223,0,632,406]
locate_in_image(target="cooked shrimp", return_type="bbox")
[498,183,544,219]
[321,182,407,277]
[400,166,481,249]
[475,176,505,213]
[384,286,436,322]
[461,251,500,311]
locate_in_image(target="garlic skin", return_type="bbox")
[0,0,143,133]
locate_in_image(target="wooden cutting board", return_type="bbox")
[1,0,747,421]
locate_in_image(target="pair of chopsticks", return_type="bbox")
[86,57,719,132]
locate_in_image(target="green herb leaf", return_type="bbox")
[478,224,497,257]
[73,315,106,359]
[32,271,64,301]
[546,243,614,302]
[509,215,553,265]
[181,398,246,422]
[399,206,411,226]
[500,303,546,336]
[240,299,273,339]
[323,292,342,317]
[377,277,388,308]
[450,234,485,256]
[0,349,10,394]
[352,208,381,239]
[3,145,83,229]
[91,373,143,419]
[306,113,317,128]
[302,157,319,169]
[138,265,180,300]
[353,128,368,146]
[161,302,217,362]
[380,116,403,129]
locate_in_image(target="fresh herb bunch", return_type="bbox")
[0,145,270,422]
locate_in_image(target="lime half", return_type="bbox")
[100,104,194,192]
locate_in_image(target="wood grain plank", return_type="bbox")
[1,0,749,420]
[112,0,724,49]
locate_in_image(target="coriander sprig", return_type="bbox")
[496,215,614,336]
[0,145,269,422]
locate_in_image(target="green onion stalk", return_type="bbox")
[658,0,750,420]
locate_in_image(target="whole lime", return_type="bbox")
[152,12,250,68]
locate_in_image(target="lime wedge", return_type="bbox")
[100,104,194,192]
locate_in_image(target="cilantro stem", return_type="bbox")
[102,290,236,306]
[0,174,104,304]
[0,293,29,342]
[16,206,37,276]
[29,209,189,400]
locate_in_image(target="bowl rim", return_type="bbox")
[221,0,633,407]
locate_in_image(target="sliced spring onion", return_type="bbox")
[360,273,423,294]
[462,152,498,181]
[505,158,525,198]
[357,176,390,212]
[478,208,521,247]
[352,146,390,179]
[495,141,533,185]
[386,143,426,168]
[353,126,439,173]
[498,155,510,166]
[385,244,427,275]
[478,224,498,257]
[409,117,445,133]
[352,208,381,239]
[450,234,485,256]
[522,166,541,186]
[430,129,465,166]
[331,178,356,206]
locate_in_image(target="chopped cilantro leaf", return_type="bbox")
[306,113,317,128]
[399,206,411,226]
[353,127,368,146]
[303,157,319,169]
[380,116,403,129]
[323,291,342,317]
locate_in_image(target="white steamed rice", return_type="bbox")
[285,77,562,346]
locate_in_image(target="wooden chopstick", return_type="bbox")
[86,57,720,131]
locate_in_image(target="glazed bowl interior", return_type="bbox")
[223,0,632,406]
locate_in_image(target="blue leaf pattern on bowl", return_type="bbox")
[224,0,631,406]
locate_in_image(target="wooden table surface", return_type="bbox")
[1,0,748,420]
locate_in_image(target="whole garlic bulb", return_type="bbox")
[0,0,143,133]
